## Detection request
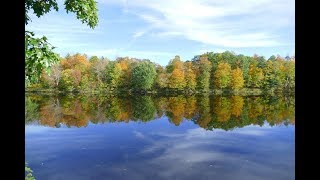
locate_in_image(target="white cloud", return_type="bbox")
[232,129,268,136]
[131,125,293,179]
[101,0,294,48]
[133,30,146,38]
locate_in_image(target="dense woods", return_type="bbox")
[28,51,295,94]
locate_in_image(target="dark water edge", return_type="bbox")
[25,87,294,96]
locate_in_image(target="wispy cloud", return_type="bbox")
[102,0,294,48]
[134,125,294,179]
[133,30,146,38]
[26,0,295,64]
[26,121,295,180]
[26,12,103,51]
[133,130,145,139]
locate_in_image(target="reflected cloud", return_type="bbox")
[232,129,268,136]
[122,125,294,180]
[26,125,53,133]
[133,130,145,139]
[26,109,294,180]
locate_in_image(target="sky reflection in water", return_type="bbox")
[25,95,294,180]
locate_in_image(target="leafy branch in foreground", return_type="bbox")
[25,0,99,86]
[25,31,60,85]
[25,162,35,180]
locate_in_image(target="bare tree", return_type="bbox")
[51,64,62,87]
[92,59,109,85]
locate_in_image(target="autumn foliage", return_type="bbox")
[37,51,294,93]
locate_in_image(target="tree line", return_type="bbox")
[26,94,294,130]
[30,51,295,94]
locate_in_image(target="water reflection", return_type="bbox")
[25,94,294,130]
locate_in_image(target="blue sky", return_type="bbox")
[26,0,295,66]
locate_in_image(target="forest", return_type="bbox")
[26,51,295,95]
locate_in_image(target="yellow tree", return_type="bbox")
[117,57,133,88]
[214,62,232,89]
[59,54,91,91]
[60,53,90,74]
[231,96,244,117]
[105,61,122,89]
[184,96,197,119]
[155,65,168,88]
[184,61,197,90]
[167,56,186,89]
[213,97,231,122]
[231,68,245,90]
[166,96,186,125]
[247,63,264,88]
[283,60,295,91]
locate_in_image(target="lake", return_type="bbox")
[25,94,295,180]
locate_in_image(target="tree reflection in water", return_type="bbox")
[25,94,295,130]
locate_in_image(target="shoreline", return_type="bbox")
[25,88,294,96]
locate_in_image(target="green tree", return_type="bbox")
[131,61,157,90]
[253,54,267,68]
[60,69,81,91]
[155,65,168,88]
[196,55,212,90]
[89,56,99,64]
[196,95,211,129]
[25,97,40,124]
[105,62,122,89]
[268,55,277,61]
[237,54,251,83]
[132,96,156,121]
[247,63,264,88]
[263,59,285,91]
[283,60,295,92]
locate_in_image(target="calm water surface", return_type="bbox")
[25,94,295,180]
